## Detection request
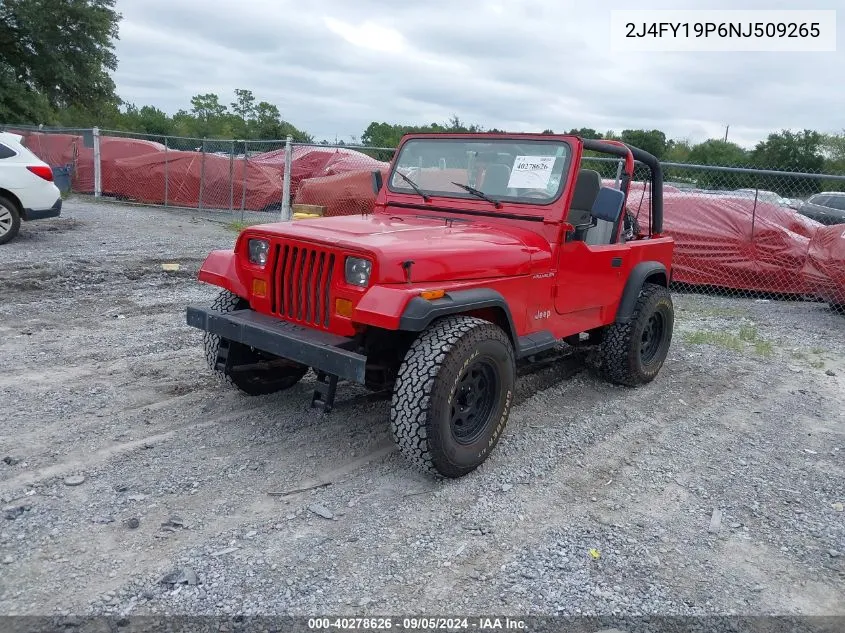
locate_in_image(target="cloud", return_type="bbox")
[111,0,845,147]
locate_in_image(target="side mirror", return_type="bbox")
[371,170,383,194]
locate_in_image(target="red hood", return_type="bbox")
[247,213,552,283]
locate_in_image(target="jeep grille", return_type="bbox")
[272,243,336,329]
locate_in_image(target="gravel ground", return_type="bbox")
[0,198,843,619]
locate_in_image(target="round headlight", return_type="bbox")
[345,257,372,287]
[248,238,270,266]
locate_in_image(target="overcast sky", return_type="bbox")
[111,0,843,148]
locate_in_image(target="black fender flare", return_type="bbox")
[398,288,519,344]
[615,262,669,323]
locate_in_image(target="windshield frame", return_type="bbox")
[386,135,575,209]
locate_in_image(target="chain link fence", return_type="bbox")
[587,156,845,310]
[2,124,843,311]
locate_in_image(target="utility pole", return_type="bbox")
[724,125,729,142]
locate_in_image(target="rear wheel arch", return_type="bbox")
[0,189,22,212]
[615,262,669,323]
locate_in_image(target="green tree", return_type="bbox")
[230,89,256,138]
[620,129,670,159]
[751,129,824,172]
[251,101,311,141]
[361,122,406,147]
[688,139,749,166]
[680,139,752,189]
[134,105,173,136]
[664,139,692,163]
[361,117,486,147]
[0,0,122,123]
[820,132,845,189]
[750,130,825,196]
[568,127,602,139]
[189,93,228,137]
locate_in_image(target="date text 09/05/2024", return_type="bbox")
[307,617,527,630]
[626,21,821,38]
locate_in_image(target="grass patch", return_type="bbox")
[225,221,250,233]
[684,330,745,352]
[738,325,759,342]
[754,340,774,357]
[684,325,773,357]
[690,306,749,318]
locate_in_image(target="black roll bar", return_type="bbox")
[581,139,664,235]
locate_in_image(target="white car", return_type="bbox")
[0,131,62,244]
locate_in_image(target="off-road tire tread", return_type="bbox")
[203,290,245,389]
[390,315,514,477]
[0,195,22,246]
[598,283,672,387]
[202,289,307,395]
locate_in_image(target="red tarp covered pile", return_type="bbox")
[11,131,167,193]
[251,146,388,200]
[655,193,817,295]
[108,151,285,210]
[12,132,389,211]
[294,168,390,217]
[803,224,845,306]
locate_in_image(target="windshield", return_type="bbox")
[388,138,571,206]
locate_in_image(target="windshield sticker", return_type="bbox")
[507,156,556,189]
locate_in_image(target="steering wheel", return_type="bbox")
[521,190,551,200]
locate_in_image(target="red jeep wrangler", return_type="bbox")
[187,133,674,478]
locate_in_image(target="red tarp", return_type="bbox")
[11,131,167,193]
[294,168,390,217]
[803,224,845,305]
[636,192,818,295]
[108,151,284,211]
[250,146,388,199]
[12,132,389,211]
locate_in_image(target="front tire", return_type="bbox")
[597,283,674,386]
[203,290,308,396]
[0,196,22,245]
[390,316,516,478]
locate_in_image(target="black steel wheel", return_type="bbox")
[450,359,499,445]
[640,310,666,365]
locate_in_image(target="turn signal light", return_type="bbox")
[335,298,353,317]
[252,278,267,297]
[420,289,446,301]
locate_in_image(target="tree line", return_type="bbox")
[362,121,844,176]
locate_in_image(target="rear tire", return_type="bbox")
[203,290,308,396]
[390,316,516,478]
[597,283,673,386]
[0,196,22,245]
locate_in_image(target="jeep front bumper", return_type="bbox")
[186,306,367,383]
